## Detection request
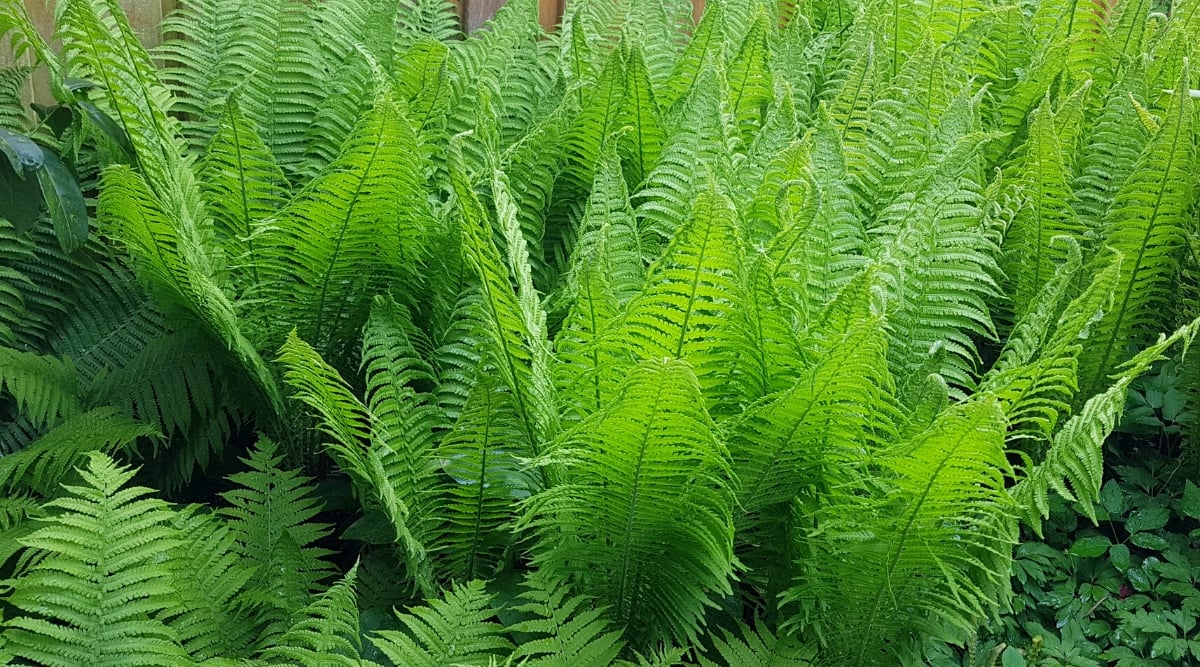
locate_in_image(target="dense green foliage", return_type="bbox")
[0,0,1198,664]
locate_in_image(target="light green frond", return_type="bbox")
[616,188,743,404]
[450,146,558,460]
[792,400,1017,665]
[660,0,724,111]
[200,95,289,292]
[369,580,513,667]
[561,46,626,194]
[156,0,247,141]
[1078,63,1196,400]
[727,314,895,527]
[395,0,460,47]
[218,437,336,619]
[1070,76,1151,232]
[1013,319,1200,534]
[98,164,283,415]
[255,93,432,359]
[437,376,536,583]
[529,358,734,649]
[635,65,733,244]
[1001,99,1087,320]
[0,407,157,496]
[508,570,626,667]
[5,452,189,667]
[727,8,774,144]
[618,39,667,186]
[260,565,366,666]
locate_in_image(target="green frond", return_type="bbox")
[727,8,775,144]
[437,375,535,583]
[660,0,724,111]
[4,452,189,667]
[508,570,626,667]
[1077,63,1196,401]
[215,0,323,170]
[0,407,157,496]
[1070,76,1151,232]
[450,146,558,460]
[56,0,186,183]
[201,95,289,293]
[1002,99,1088,321]
[791,400,1017,665]
[561,46,627,195]
[528,358,734,649]
[698,620,815,666]
[156,0,247,141]
[871,131,999,391]
[635,66,733,244]
[98,164,283,415]
[255,92,432,360]
[0,65,30,130]
[164,506,260,661]
[0,493,44,568]
[616,188,743,404]
[727,313,896,528]
[723,252,807,406]
[369,579,513,667]
[617,40,666,186]
[0,347,82,429]
[396,38,454,164]
[1013,319,1200,535]
[395,0,461,47]
[260,565,366,666]
[218,437,336,621]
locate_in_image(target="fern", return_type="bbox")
[508,571,626,667]
[369,580,513,666]
[528,358,735,648]
[4,452,190,667]
[698,621,815,666]
[260,565,368,666]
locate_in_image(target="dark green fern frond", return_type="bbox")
[260,565,367,666]
[218,437,336,623]
[0,407,157,496]
[369,579,512,667]
[0,347,83,429]
[528,358,735,649]
[508,570,626,667]
[4,452,189,667]
[164,506,260,661]
[0,65,30,130]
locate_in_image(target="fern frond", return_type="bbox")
[616,188,743,404]
[369,580,513,667]
[0,347,82,429]
[255,92,432,360]
[792,400,1017,664]
[0,407,157,496]
[260,565,366,666]
[164,506,260,661]
[218,437,336,622]
[528,358,735,649]
[698,620,815,666]
[1078,63,1197,400]
[156,0,247,140]
[1013,319,1200,534]
[5,452,189,667]
[508,570,626,667]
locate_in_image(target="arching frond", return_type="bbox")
[698,620,815,666]
[508,571,626,667]
[260,565,366,666]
